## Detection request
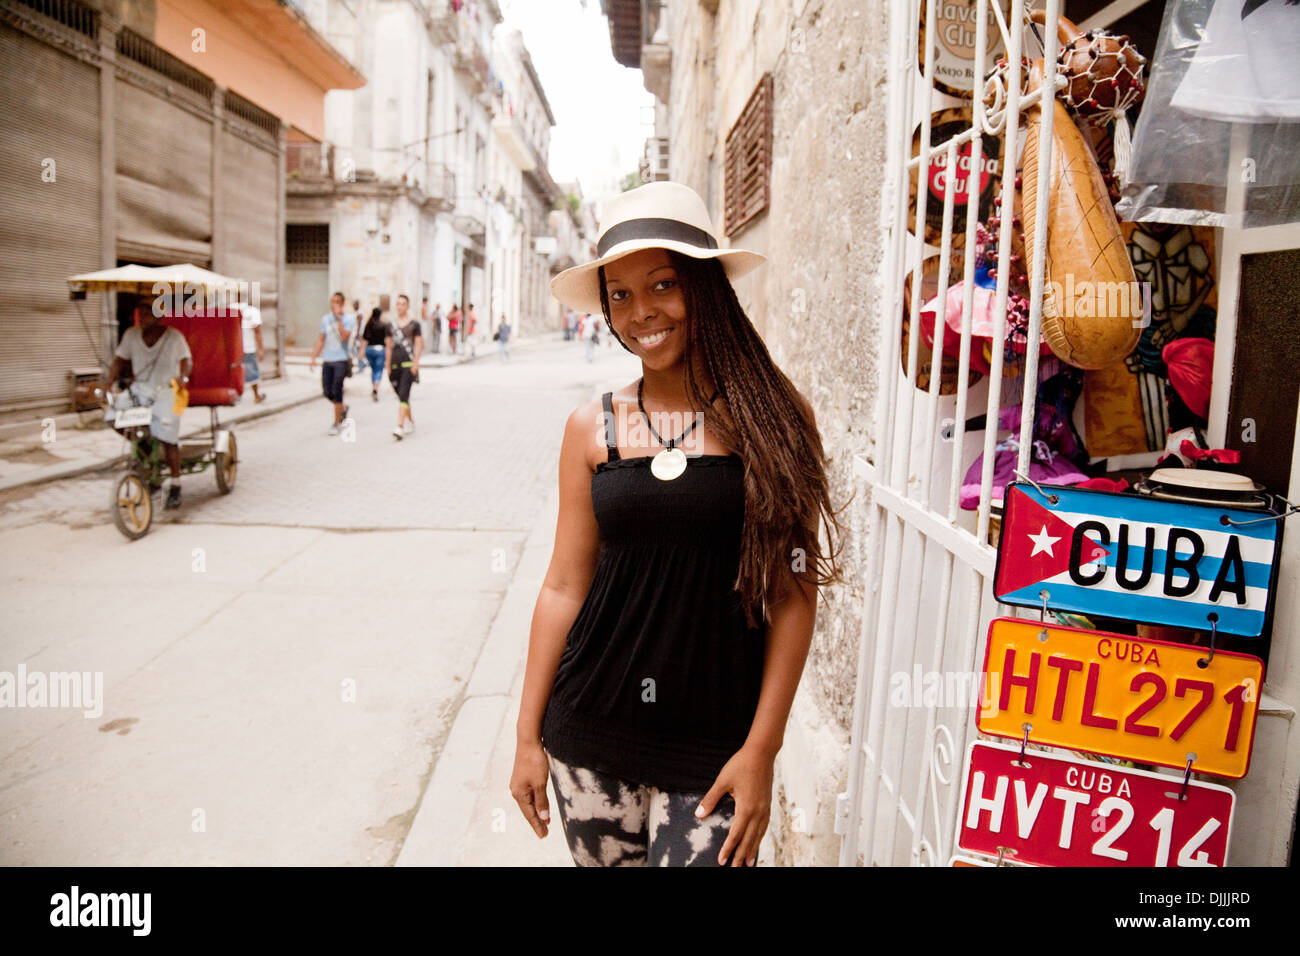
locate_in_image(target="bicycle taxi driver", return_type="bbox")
[102,304,193,510]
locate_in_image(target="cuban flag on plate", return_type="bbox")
[994,483,1280,638]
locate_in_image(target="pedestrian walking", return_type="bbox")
[239,298,266,404]
[509,181,845,867]
[360,306,389,401]
[309,291,355,435]
[385,294,423,439]
[431,302,443,354]
[496,314,511,361]
[584,313,601,363]
[350,298,365,373]
[466,303,479,358]
[447,304,461,355]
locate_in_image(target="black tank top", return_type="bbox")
[541,392,767,792]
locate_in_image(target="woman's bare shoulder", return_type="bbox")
[563,394,611,471]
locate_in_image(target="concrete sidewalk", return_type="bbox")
[0,332,565,494]
[395,483,572,866]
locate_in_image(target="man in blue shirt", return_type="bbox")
[309,291,356,435]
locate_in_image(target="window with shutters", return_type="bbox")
[286,224,329,265]
[722,71,772,236]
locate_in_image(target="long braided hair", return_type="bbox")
[599,249,847,627]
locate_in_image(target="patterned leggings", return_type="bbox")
[547,753,738,867]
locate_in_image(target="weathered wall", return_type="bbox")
[660,0,890,865]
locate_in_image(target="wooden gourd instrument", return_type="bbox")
[1020,10,1141,370]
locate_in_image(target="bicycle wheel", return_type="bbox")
[215,431,238,494]
[112,472,153,540]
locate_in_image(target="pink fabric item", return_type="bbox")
[1162,337,1214,420]
[918,281,998,375]
[959,442,1090,510]
[1180,440,1241,465]
[1074,477,1129,493]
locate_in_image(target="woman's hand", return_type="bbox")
[696,744,775,867]
[509,739,552,838]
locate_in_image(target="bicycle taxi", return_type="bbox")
[67,264,248,539]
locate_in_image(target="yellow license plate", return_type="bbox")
[977,618,1263,778]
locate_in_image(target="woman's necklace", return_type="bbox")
[637,377,717,481]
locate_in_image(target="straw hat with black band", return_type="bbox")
[549,181,766,316]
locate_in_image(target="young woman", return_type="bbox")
[446,304,461,356]
[510,181,844,867]
[385,294,423,439]
[360,307,388,401]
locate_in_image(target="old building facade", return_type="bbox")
[0,0,362,419]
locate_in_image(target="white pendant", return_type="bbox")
[650,446,687,481]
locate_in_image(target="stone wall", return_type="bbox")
[658,0,891,865]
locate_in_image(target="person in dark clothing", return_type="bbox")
[509,182,846,867]
[385,294,423,439]
[360,307,389,401]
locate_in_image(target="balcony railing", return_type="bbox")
[426,0,458,43]
[424,162,456,202]
[286,142,334,181]
[453,193,488,239]
[452,10,492,91]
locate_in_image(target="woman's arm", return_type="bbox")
[744,573,818,759]
[511,401,603,837]
[697,568,817,867]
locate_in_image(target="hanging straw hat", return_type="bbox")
[550,180,766,314]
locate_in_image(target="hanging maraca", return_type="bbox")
[1018,8,1143,371]
[1055,18,1146,181]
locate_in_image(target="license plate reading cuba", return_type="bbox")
[977,618,1263,778]
[994,483,1280,637]
[115,406,151,428]
[957,742,1235,867]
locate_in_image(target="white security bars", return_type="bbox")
[840,0,1061,866]
[841,0,1300,868]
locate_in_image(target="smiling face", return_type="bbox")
[602,248,689,372]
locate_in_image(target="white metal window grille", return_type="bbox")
[840,0,1300,868]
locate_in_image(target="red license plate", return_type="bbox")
[956,741,1235,867]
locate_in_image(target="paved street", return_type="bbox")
[0,337,637,866]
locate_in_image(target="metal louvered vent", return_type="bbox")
[723,71,772,236]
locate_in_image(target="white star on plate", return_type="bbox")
[1028,524,1061,558]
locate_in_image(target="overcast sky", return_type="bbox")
[498,0,654,203]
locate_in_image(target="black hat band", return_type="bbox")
[596,217,718,257]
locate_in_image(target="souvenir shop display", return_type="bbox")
[1018,10,1144,370]
[909,107,1005,248]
